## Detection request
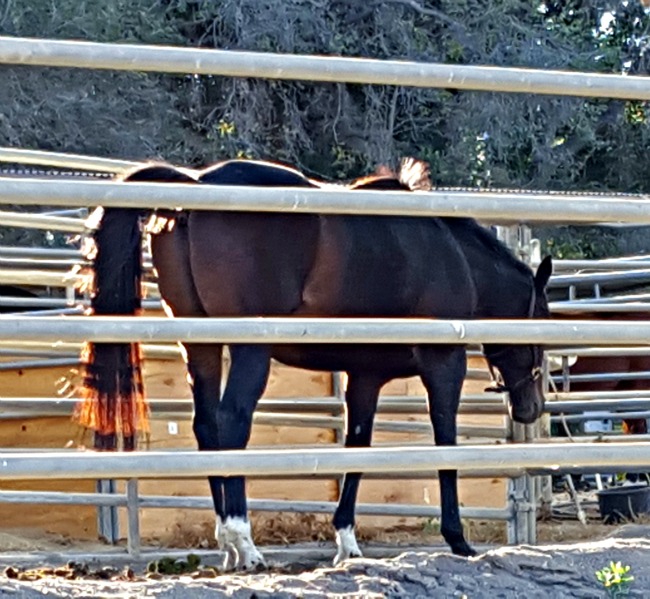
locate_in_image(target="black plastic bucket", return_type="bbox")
[597,484,650,524]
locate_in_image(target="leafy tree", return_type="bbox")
[1,0,649,255]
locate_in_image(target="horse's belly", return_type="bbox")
[271,344,419,377]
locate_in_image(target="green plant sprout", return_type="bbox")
[595,561,634,597]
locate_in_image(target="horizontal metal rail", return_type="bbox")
[0,256,88,269]
[0,340,181,359]
[547,346,650,357]
[0,147,139,173]
[548,269,650,288]
[544,433,650,442]
[0,443,649,480]
[0,210,86,232]
[0,395,496,415]
[547,390,650,400]
[0,270,158,295]
[546,399,650,414]
[0,357,80,371]
[3,177,650,224]
[3,36,650,100]
[551,302,650,313]
[551,371,650,383]
[0,296,163,311]
[2,315,650,345]
[0,245,153,263]
[0,490,511,521]
[554,293,650,305]
[550,411,650,423]
[553,259,650,271]
[1,395,648,419]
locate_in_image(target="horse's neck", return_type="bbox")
[445,220,532,318]
[475,269,532,318]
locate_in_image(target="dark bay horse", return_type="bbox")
[79,158,552,569]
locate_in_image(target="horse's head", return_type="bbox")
[483,256,553,424]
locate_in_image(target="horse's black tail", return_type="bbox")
[76,164,196,451]
[76,206,146,451]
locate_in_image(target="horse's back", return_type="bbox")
[187,160,321,315]
[198,159,315,187]
[298,215,477,318]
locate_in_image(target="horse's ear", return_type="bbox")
[534,255,553,292]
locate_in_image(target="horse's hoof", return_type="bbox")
[452,543,478,557]
[333,547,363,567]
[333,526,363,566]
[239,551,267,572]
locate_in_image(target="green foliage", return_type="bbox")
[147,553,202,575]
[2,0,650,250]
[595,561,634,597]
[422,517,441,535]
[543,227,620,259]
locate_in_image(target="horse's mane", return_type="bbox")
[450,217,534,278]
[349,157,431,191]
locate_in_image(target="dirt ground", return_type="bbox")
[0,530,649,598]
[1,504,649,598]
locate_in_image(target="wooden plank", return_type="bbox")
[0,351,507,544]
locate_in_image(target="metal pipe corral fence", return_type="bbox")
[3,35,650,100]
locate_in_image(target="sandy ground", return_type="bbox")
[0,525,649,598]
[0,489,646,598]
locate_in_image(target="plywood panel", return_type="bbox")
[365,353,507,520]
[0,350,508,544]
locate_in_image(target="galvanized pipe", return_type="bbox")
[0,296,162,310]
[3,36,650,100]
[1,315,650,345]
[2,178,650,224]
[0,490,512,521]
[551,302,650,313]
[0,395,503,416]
[551,371,650,383]
[547,346,650,357]
[549,269,650,288]
[0,443,648,480]
[546,399,650,414]
[553,259,650,271]
[0,270,158,294]
[0,147,140,173]
[0,210,86,232]
[550,411,650,423]
[0,246,82,259]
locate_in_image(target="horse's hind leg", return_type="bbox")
[217,344,271,571]
[416,345,476,557]
[184,344,234,563]
[332,372,384,565]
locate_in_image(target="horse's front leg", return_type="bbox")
[216,344,271,571]
[416,345,476,557]
[332,372,384,565]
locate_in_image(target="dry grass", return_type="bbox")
[156,510,638,550]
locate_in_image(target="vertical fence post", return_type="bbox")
[332,372,347,500]
[96,478,119,543]
[500,224,538,546]
[126,478,141,557]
